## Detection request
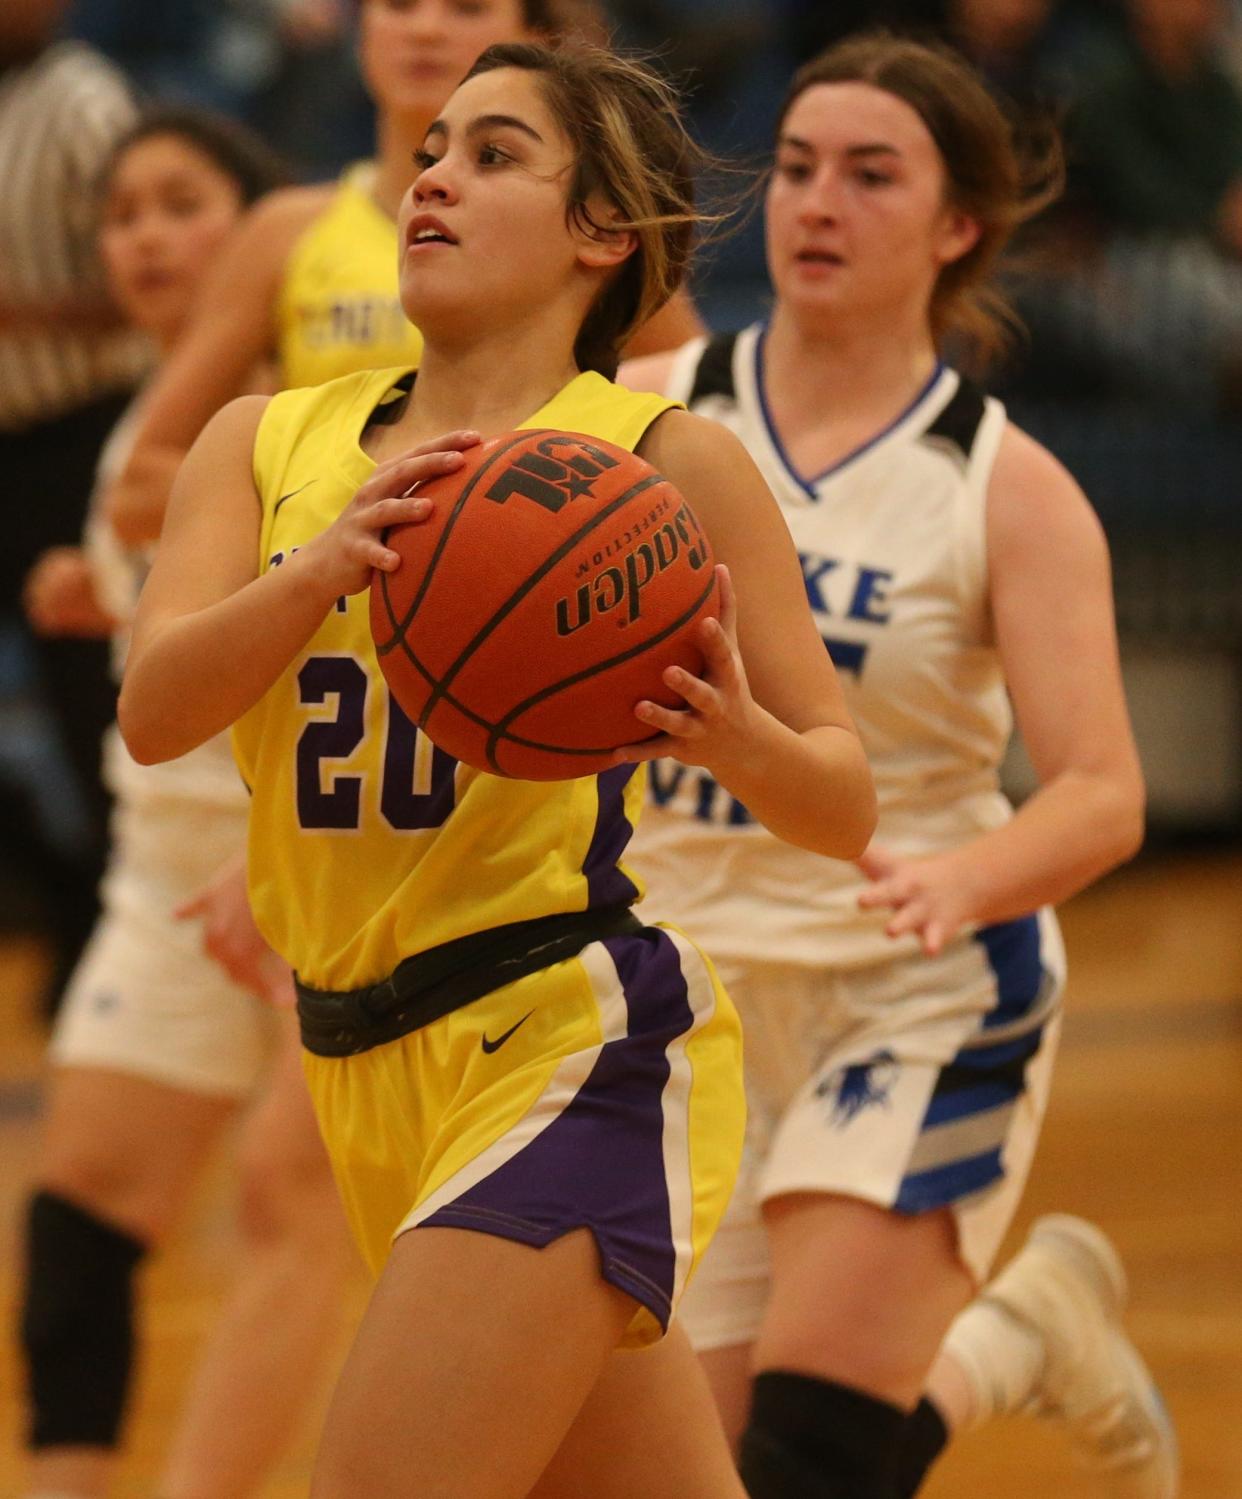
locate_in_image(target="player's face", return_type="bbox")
[99,135,246,347]
[398,67,602,342]
[766,82,979,334]
[360,0,536,122]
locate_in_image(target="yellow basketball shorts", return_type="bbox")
[302,922,744,1347]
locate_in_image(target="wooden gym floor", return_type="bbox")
[1,847,1239,1497]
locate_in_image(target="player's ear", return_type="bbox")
[934,206,981,267]
[571,197,639,272]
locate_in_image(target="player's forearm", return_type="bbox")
[947,768,1145,926]
[714,715,876,859]
[119,550,341,764]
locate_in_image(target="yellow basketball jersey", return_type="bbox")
[233,366,680,991]
[276,166,423,390]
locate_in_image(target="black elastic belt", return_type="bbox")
[296,905,642,1058]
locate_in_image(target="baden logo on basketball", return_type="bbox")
[369,427,720,780]
[556,498,711,636]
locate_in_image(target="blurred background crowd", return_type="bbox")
[3,0,1241,1013]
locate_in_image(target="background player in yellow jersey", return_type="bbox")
[119,41,875,1499]
[14,110,359,1499]
[103,0,700,549]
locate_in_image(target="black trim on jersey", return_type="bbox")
[687,332,739,406]
[923,377,986,461]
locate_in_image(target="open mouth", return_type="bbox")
[406,215,458,250]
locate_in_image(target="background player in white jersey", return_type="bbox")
[18,110,357,1499]
[621,32,1177,1499]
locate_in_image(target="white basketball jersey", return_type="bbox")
[630,325,1014,968]
[84,391,247,812]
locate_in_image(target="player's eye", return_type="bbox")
[412,148,440,172]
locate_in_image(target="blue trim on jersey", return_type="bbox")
[895,1146,1003,1214]
[974,915,1045,1030]
[753,325,946,496]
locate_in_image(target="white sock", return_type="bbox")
[943,1297,1045,1429]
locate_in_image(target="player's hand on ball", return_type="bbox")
[300,429,480,601]
[614,566,759,774]
[855,843,977,956]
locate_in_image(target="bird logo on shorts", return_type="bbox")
[817,1050,900,1126]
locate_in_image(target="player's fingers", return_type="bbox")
[370,494,434,530]
[715,564,738,644]
[403,428,481,460]
[885,900,929,939]
[922,920,946,957]
[611,733,680,765]
[662,665,719,715]
[857,880,899,909]
[697,615,742,691]
[366,447,465,502]
[855,844,898,881]
[634,700,703,738]
[368,539,403,573]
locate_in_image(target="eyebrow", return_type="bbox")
[424,112,546,146]
[778,134,902,160]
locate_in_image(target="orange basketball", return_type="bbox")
[369,428,719,780]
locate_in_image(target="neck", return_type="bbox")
[370,110,435,220]
[399,315,584,442]
[763,301,940,429]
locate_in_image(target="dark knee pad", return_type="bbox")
[738,1370,907,1499]
[894,1397,949,1497]
[20,1190,147,1448]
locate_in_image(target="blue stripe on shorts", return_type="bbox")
[894,916,1049,1215]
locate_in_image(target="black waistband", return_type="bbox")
[296,905,642,1058]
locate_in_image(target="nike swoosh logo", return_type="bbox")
[481,1010,534,1054]
[274,479,317,516]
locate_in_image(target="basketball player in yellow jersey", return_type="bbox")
[120,45,875,1498]
[104,0,700,549]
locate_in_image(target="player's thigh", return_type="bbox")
[235,1014,338,1215]
[755,1191,974,1406]
[311,1225,633,1499]
[696,1341,754,1453]
[530,1321,747,1499]
[37,1064,235,1243]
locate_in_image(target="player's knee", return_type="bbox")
[20,1190,146,1448]
[236,1134,336,1248]
[737,1370,908,1499]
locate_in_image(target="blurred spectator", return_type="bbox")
[1006,0,1242,410]
[0,0,145,1004]
[67,0,374,178]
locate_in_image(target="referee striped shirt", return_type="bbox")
[0,42,147,432]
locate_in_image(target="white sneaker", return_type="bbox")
[947,1214,1179,1498]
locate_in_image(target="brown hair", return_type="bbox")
[465,41,707,378]
[777,32,1063,369]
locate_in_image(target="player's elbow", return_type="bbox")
[833,772,879,861]
[116,675,177,765]
[1103,770,1146,869]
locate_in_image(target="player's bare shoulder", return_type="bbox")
[617,349,679,397]
[988,420,1109,562]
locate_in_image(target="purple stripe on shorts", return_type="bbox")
[583,765,639,909]
[419,926,694,1328]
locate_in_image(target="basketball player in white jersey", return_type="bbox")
[621,33,1178,1499]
